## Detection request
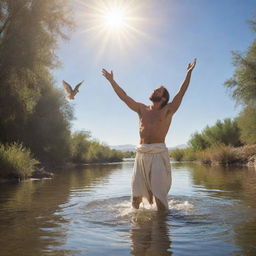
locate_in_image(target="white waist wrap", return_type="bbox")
[131,143,172,209]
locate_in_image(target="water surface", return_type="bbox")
[0,162,256,256]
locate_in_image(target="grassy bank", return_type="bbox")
[0,132,125,181]
[170,144,256,167]
[0,143,39,180]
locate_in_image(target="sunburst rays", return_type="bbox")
[75,0,153,58]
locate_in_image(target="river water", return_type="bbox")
[0,161,256,256]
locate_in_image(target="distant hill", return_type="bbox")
[168,144,187,150]
[110,144,187,152]
[110,144,136,152]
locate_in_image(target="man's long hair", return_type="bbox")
[161,87,170,108]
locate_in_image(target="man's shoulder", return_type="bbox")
[163,102,176,115]
[134,103,148,116]
[137,103,148,110]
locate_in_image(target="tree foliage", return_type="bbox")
[188,118,242,151]
[237,104,256,144]
[70,131,91,163]
[0,0,74,166]
[70,131,123,163]
[224,18,256,106]
[224,17,256,144]
[188,132,210,151]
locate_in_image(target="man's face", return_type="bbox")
[149,86,165,102]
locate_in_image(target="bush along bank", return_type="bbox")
[0,143,53,181]
[169,144,256,168]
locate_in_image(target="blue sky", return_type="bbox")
[54,0,256,147]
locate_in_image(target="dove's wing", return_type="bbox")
[74,81,84,92]
[63,80,73,94]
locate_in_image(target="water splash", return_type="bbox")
[168,199,194,213]
[80,196,195,227]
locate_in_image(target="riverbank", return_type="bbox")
[0,159,126,183]
[233,144,256,168]
[170,144,256,168]
[0,164,54,183]
[0,141,124,182]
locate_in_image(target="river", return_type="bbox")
[0,161,256,256]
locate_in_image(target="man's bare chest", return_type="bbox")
[140,110,169,125]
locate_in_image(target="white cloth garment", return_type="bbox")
[131,143,172,209]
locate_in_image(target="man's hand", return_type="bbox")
[187,58,197,72]
[102,69,114,82]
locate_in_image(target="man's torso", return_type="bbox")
[138,105,173,144]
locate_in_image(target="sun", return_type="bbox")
[76,0,151,57]
[103,7,126,29]
[99,3,130,33]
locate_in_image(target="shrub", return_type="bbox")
[182,148,198,161]
[232,144,256,162]
[169,148,185,161]
[188,118,242,151]
[197,150,212,164]
[209,144,238,165]
[0,143,39,179]
[197,144,239,165]
[70,131,123,163]
[237,105,256,144]
[70,131,91,163]
[188,132,209,150]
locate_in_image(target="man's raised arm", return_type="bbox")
[167,58,197,114]
[102,69,142,113]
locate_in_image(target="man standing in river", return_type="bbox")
[102,58,196,211]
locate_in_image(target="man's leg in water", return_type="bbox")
[155,197,167,211]
[132,196,142,209]
[132,190,154,209]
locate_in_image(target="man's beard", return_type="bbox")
[149,95,161,102]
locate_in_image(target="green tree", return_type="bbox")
[23,84,74,166]
[70,131,123,163]
[188,132,209,151]
[202,119,241,147]
[225,49,256,105]
[237,105,256,144]
[188,118,242,150]
[0,0,74,166]
[225,23,256,106]
[224,17,256,144]
[70,131,91,163]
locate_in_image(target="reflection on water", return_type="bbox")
[185,163,256,256]
[130,211,171,256]
[0,162,256,255]
[0,164,122,256]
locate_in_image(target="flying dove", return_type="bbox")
[63,80,84,100]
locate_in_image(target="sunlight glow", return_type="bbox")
[103,7,125,29]
[76,0,151,58]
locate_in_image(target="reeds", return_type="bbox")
[169,144,256,166]
[197,144,238,165]
[170,148,197,161]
